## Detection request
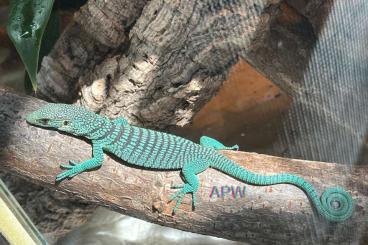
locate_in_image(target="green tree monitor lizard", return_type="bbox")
[26,103,354,222]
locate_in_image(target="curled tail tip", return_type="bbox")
[320,187,354,222]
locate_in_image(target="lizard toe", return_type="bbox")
[172,195,185,214]
[169,184,196,214]
[56,171,72,181]
[170,183,184,189]
[60,160,79,169]
[192,192,197,210]
[69,160,79,165]
[56,165,82,181]
[168,191,183,202]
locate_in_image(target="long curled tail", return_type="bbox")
[211,156,354,222]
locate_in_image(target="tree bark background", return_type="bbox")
[1,0,368,243]
[37,0,315,128]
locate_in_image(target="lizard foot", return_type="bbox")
[56,161,84,181]
[57,158,102,182]
[168,184,196,214]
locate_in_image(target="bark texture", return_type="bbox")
[37,0,316,129]
[36,0,148,103]
[0,91,367,244]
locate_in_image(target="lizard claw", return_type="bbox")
[69,160,79,165]
[56,170,73,182]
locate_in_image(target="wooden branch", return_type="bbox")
[0,91,367,244]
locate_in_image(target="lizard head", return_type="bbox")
[26,103,103,135]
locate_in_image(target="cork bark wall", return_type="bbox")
[37,0,315,129]
[1,0,368,243]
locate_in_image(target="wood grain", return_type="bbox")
[0,90,367,244]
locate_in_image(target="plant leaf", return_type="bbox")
[24,6,60,94]
[7,0,55,91]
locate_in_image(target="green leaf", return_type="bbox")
[25,6,60,94]
[7,0,55,91]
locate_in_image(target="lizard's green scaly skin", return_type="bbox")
[26,103,354,222]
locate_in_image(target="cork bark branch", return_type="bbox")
[37,0,317,129]
[1,91,367,244]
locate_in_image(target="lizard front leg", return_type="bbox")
[56,141,104,181]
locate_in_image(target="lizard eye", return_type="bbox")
[38,119,49,125]
[63,120,70,126]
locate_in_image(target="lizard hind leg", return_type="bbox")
[200,136,239,151]
[169,159,209,214]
